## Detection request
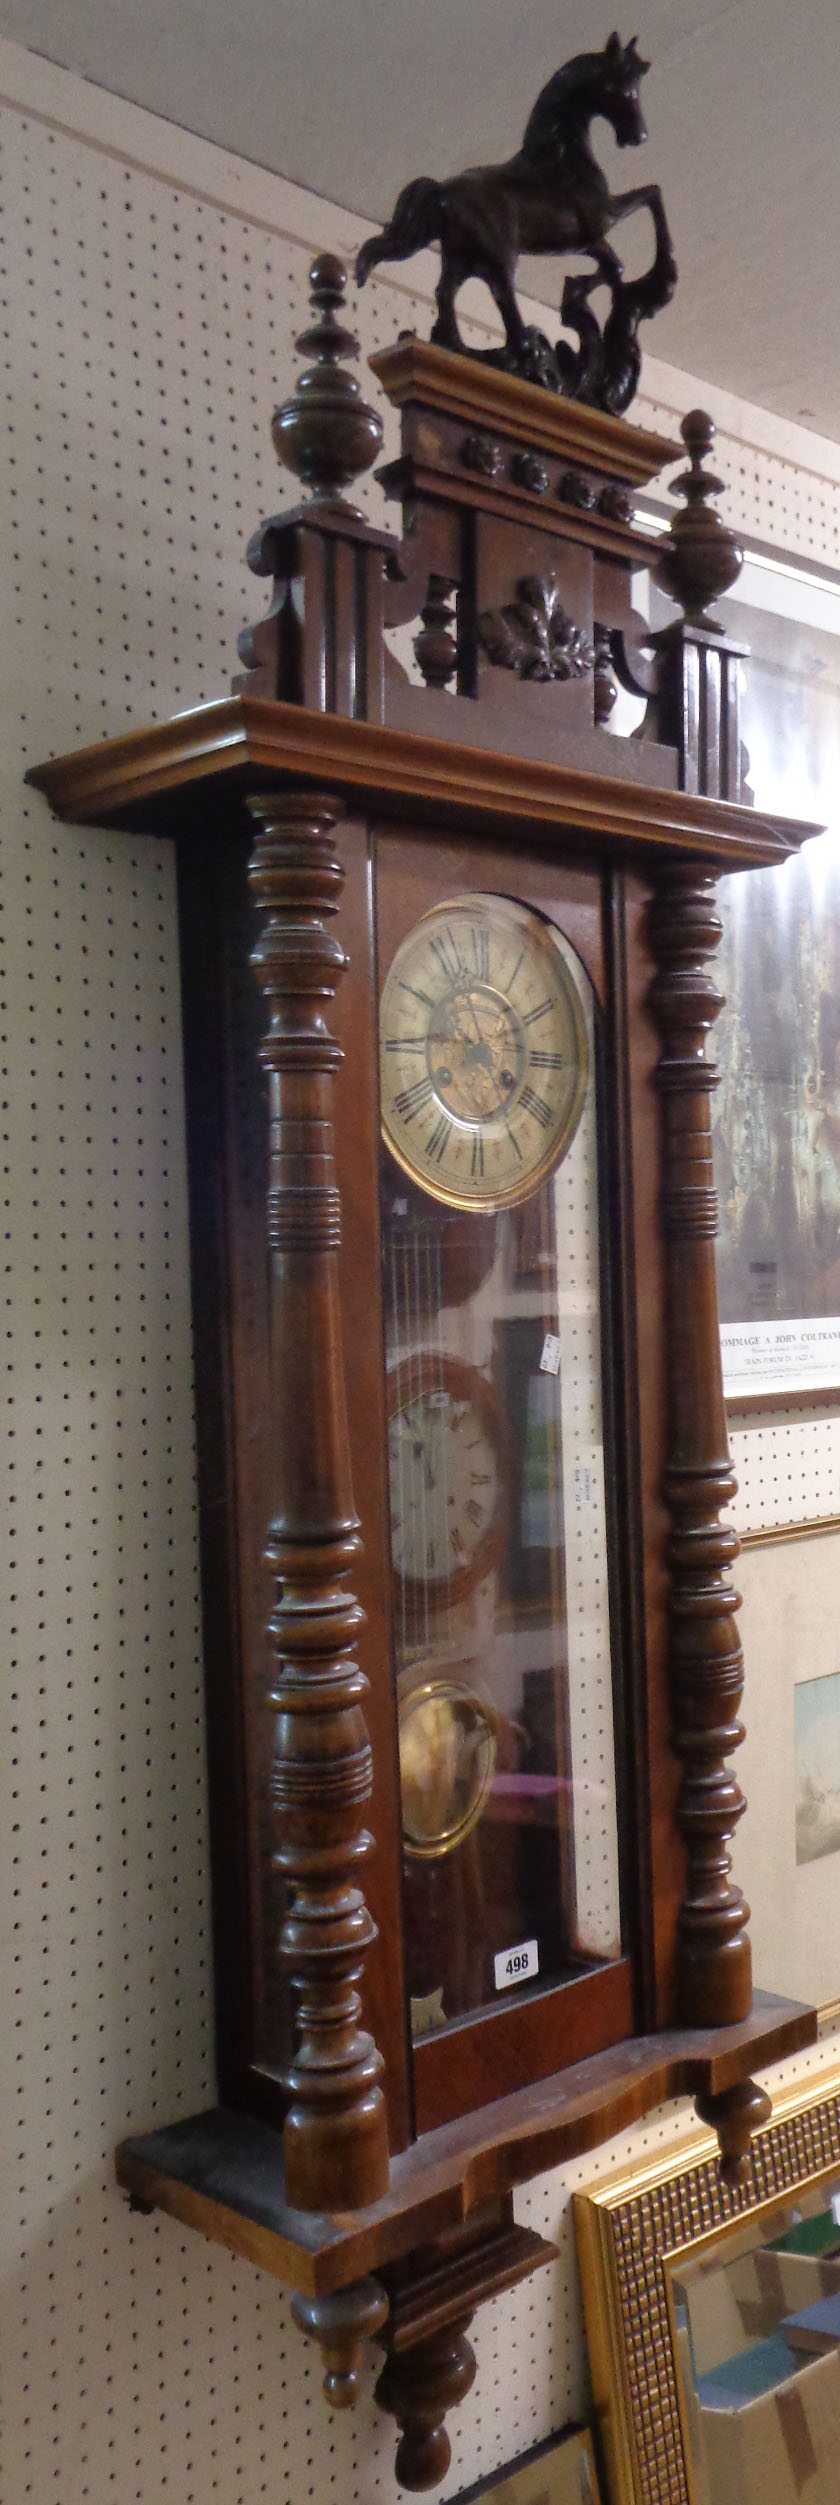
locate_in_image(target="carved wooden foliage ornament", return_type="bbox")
[477,573,595,682]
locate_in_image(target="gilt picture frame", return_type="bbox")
[574,2058,840,2505]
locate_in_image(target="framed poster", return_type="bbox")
[709,557,840,1396]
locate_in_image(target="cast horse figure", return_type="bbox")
[356,33,676,410]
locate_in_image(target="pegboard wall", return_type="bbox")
[639,375,840,570]
[732,1408,840,1539]
[3,35,840,2505]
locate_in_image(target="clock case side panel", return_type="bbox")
[176,833,257,2110]
[605,870,678,2027]
[366,822,656,2132]
[175,822,412,2153]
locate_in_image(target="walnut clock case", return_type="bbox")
[30,257,819,2489]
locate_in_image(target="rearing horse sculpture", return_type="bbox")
[356,33,676,413]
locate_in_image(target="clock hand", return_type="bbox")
[411,1435,436,1494]
[444,1001,495,1070]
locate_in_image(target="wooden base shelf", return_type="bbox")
[117,1991,816,2301]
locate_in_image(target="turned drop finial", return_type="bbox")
[695,2077,772,2189]
[271,253,383,515]
[654,407,743,626]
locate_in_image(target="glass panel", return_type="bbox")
[378,892,621,2039]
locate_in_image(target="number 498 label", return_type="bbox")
[494,1937,539,1992]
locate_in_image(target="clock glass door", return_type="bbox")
[378,887,624,2051]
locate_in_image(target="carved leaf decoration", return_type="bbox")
[477,573,595,683]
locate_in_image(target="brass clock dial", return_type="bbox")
[380,893,589,1210]
[386,1353,508,1599]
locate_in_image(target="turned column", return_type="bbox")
[248,789,389,2210]
[648,866,752,2028]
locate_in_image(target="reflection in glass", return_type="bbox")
[672,2176,840,2505]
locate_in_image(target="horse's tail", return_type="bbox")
[356,177,442,285]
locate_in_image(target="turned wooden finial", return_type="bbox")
[291,2280,389,2410]
[375,2319,477,2490]
[271,252,383,514]
[413,573,459,689]
[654,409,743,625]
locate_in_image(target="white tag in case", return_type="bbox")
[494,1938,539,1992]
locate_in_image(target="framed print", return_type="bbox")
[575,2058,840,2505]
[456,2426,603,2505]
[707,557,840,1397]
[729,1542,840,2009]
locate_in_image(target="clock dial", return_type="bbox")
[386,1353,508,1599]
[380,894,589,1209]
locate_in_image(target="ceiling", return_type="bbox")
[4,0,840,437]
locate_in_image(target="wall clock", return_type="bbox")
[29,250,820,2490]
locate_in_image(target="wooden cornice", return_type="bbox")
[27,694,820,872]
[369,338,681,483]
[116,1992,816,2301]
[375,451,660,562]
